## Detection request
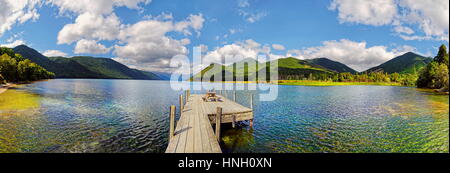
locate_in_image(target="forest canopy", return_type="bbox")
[0,47,55,84]
[417,44,449,92]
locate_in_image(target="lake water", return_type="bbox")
[0,79,448,153]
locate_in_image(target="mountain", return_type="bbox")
[306,58,357,73]
[13,45,161,80]
[13,45,62,74]
[365,52,432,74]
[191,57,337,81]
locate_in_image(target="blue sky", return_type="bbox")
[0,0,448,72]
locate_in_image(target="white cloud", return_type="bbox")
[112,14,205,72]
[398,0,449,41]
[47,0,151,15]
[393,25,414,35]
[286,39,417,71]
[0,39,26,48]
[202,39,281,66]
[0,0,41,36]
[237,0,267,23]
[229,28,243,35]
[329,0,397,26]
[329,0,449,41]
[43,49,68,57]
[174,14,205,36]
[57,12,121,44]
[239,10,267,23]
[272,44,286,51]
[74,39,111,54]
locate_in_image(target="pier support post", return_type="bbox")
[250,94,254,128]
[169,105,176,141]
[232,115,236,128]
[179,95,184,115]
[250,94,253,109]
[216,107,222,141]
[233,90,236,102]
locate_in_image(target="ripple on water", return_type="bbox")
[1,80,448,153]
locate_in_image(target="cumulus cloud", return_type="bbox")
[74,39,111,54]
[286,39,417,72]
[49,0,204,72]
[57,13,121,44]
[113,14,205,72]
[329,0,449,41]
[329,0,397,26]
[47,0,151,15]
[43,49,68,57]
[0,0,41,36]
[202,39,281,66]
[0,39,26,48]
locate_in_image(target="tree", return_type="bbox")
[434,44,449,66]
[417,44,449,90]
[0,74,5,84]
[0,54,18,82]
[0,47,55,83]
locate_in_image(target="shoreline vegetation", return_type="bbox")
[1,47,55,87]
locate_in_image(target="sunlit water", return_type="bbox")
[0,79,448,153]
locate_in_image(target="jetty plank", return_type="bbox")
[165,94,253,153]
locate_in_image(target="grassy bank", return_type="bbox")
[200,80,403,86]
[277,80,403,86]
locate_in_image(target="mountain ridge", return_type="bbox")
[13,45,161,80]
[365,52,432,74]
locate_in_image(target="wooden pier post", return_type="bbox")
[232,115,236,128]
[233,90,236,102]
[216,107,222,141]
[250,94,253,109]
[179,95,184,115]
[250,94,254,128]
[169,105,176,141]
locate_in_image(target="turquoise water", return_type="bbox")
[0,79,448,153]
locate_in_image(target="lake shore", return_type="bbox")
[199,80,403,86]
[0,83,17,95]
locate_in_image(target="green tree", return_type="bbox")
[417,45,449,90]
[434,44,449,66]
[0,54,18,82]
[0,73,5,84]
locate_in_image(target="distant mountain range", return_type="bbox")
[191,57,354,81]
[365,52,432,74]
[192,52,432,81]
[13,45,162,80]
[9,45,431,81]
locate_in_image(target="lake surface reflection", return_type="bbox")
[0,79,448,153]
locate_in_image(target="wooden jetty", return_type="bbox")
[165,91,254,153]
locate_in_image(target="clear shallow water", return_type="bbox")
[0,79,448,153]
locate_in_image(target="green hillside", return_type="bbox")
[191,57,338,81]
[366,52,432,74]
[13,45,161,80]
[306,58,357,73]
